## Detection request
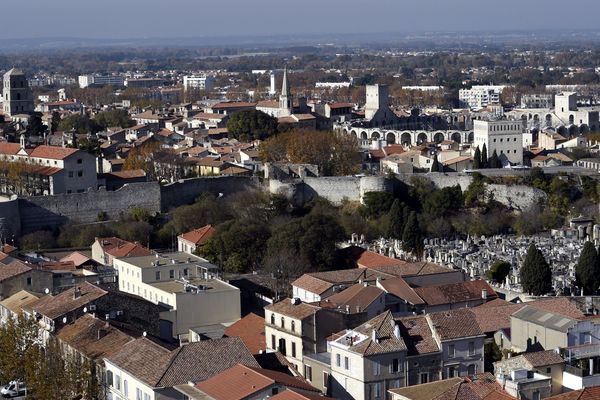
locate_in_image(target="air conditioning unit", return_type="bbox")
[89,305,96,311]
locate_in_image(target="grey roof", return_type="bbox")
[4,68,24,77]
[512,305,578,333]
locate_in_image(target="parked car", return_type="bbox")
[1,381,26,398]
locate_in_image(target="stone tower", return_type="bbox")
[2,68,34,117]
[278,67,292,117]
[365,84,389,120]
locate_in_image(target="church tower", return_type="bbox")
[2,68,34,117]
[278,67,292,117]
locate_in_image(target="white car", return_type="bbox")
[1,381,26,398]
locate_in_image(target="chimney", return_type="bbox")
[394,324,401,340]
[481,289,488,300]
[345,305,350,314]
[372,329,379,344]
[73,287,81,299]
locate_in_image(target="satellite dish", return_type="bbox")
[62,317,67,324]
[44,288,49,295]
[83,307,87,313]
[143,331,147,337]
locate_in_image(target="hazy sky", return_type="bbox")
[6,0,600,39]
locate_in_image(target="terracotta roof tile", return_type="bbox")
[265,299,319,320]
[57,314,133,361]
[97,237,153,258]
[547,387,600,400]
[0,143,22,155]
[527,297,585,320]
[179,225,215,246]
[223,313,265,354]
[414,280,497,307]
[378,277,424,305]
[0,260,31,282]
[428,308,484,340]
[348,311,407,355]
[325,283,385,313]
[195,364,318,399]
[30,282,107,320]
[471,302,525,334]
[28,145,79,160]
[522,350,564,367]
[270,389,335,400]
[396,315,440,356]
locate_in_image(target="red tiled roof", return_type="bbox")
[223,313,265,354]
[0,143,22,155]
[195,364,318,399]
[211,102,257,109]
[546,387,600,400]
[0,260,31,282]
[97,237,152,258]
[59,252,92,268]
[428,308,484,340]
[28,145,79,160]
[396,315,440,356]
[528,297,585,320]
[270,389,334,400]
[29,282,107,320]
[471,302,525,334]
[414,280,497,307]
[378,277,424,306]
[325,282,385,313]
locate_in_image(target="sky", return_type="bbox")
[6,0,600,39]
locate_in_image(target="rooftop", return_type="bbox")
[29,282,107,320]
[223,313,265,354]
[428,308,484,341]
[149,278,235,295]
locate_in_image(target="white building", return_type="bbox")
[182,75,215,91]
[459,85,506,109]
[113,252,239,340]
[473,120,524,165]
[78,74,125,88]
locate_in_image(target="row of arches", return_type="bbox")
[345,128,473,146]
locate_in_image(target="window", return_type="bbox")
[291,320,295,332]
[336,354,341,367]
[77,158,82,164]
[323,372,330,391]
[271,387,279,395]
[271,335,276,350]
[77,170,83,177]
[169,269,174,279]
[390,358,400,373]
[106,370,113,386]
[115,374,121,391]
[468,341,475,356]
[68,171,74,178]
[373,382,381,398]
[373,361,380,376]
[420,372,428,384]
[468,364,476,375]
[281,317,285,328]
[292,342,296,358]
[155,271,161,280]
[546,367,551,373]
[448,366,457,378]
[143,394,150,400]
[533,391,540,400]
[344,356,350,370]
[448,344,455,358]
[136,388,142,400]
[270,313,275,325]
[26,277,31,286]
[304,365,312,381]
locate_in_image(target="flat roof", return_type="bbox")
[148,277,236,295]
[119,252,218,271]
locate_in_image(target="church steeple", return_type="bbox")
[279,67,292,116]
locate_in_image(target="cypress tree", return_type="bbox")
[481,143,488,168]
[490,149,500,169]
[520,243,552,296]
[387,199,406,240]
[431,154,441,172]
[473,146,481,169]
[576,242,600,294]
[402,212,424,259]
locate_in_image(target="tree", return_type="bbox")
[123,140,161,175]
[387,199,406,240]
[93,109,134,129]
[58,114,100,134]
[75,137,101,155]
[402,212,424,259]
[19,230,56,250]
[431,154,441,172]
[50,111,61,134]
[362,192,395,218]
[260,130,361,176]
[486,260,511,283]
[26,113,46,137]
[520,243,552,296]
[473,146,481,169]
[481,143,488,168]
[575,241,600,294]
[227,109,279,141]
[489,149,500,169]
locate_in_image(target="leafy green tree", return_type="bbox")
[387,199,406,240]
[58,114,101,134]
[486,260,511,283]
[93,109,134,129]
[575,241,600,294]
[266,212,345,271]
[200,219,270,273]
[75,137,101,155]
[489,149,500,168]
[520,243,552,296]
[422,185,463,216]
[473,146,481,169]
[362,192,395,218]
[227,109,279,141]
[481,143,488,168]
[464,172,488,207]
[402,212,424,259]
[20,230,56,250]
